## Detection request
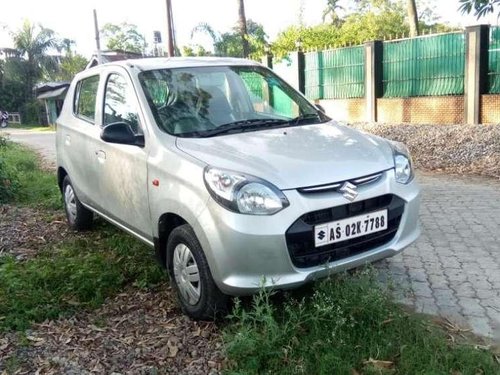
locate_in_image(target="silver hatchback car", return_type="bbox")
[56,57,420,319]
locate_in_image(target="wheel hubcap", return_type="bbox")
[173,244,201,305]
[64,184,77,222]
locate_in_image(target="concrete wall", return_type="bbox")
[481,95,500,124]
[318,95,500,124]
[317,99,366,123]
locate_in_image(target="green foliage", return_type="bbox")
[224,270,499,374]
[11,20,59,100]
[271,0,457,59]
[182,44,213,57]
[0,137,19,203]
[0,227,164,331]
[191,19,268,58]
[0,140,60,209]
[459,0,500,18]
[101,22,147,54]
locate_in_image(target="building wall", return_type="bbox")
[481,95,500,124]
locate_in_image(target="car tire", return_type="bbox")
[167,224,228,320]
[62,176,93,231]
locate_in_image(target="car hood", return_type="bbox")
[175,121,395,190]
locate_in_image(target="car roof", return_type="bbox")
[87,56,262,73]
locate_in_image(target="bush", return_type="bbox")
[350,123,500,179]
[0,136,19,203]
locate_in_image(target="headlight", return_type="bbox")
[203,167,289,215]
[390,141,414,184]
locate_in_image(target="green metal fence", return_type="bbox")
[489,27,500,94]
[382,33,465,97]
[305,46,365,100]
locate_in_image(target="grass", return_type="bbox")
[5,123,55,131]
[0,136,60,209]
[0,223,164,331]
[224,270,500,374]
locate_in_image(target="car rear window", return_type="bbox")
[74,75,100,123]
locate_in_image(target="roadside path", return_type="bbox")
[0,128,56,168]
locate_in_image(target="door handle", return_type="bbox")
[96,150,106,163]
[65,135,71,146]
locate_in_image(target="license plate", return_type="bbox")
[314,209,388,247]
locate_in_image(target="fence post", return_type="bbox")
[464,25,489,124]
[318,51,324,100]
[261,53,273,69]
[297,50,306,94]
[364,41,383,122]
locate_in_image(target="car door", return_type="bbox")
[57,73,102,207]
[93,69,152,241]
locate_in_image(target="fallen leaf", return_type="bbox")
[167,340,179,358]
[363,357,394,369]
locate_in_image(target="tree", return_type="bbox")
[101,23,146,54]
[272,1,409,58]
[237,0,250,58]
[459,0,500,18]
[407,0,420,36]
[322,0,344,25]
[11,20,58,101]
[191,20,267,58]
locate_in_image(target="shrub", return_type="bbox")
[0,136,19,203]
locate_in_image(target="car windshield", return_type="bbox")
[138,65,329,137]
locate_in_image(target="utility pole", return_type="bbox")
[165,0,175,57]
[93,9,102,64]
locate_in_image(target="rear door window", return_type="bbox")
[74,75,100,123]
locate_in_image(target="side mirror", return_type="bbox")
[101,122,145,147]
[315,104,326,114]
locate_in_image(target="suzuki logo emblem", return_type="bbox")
[339,182,358,202]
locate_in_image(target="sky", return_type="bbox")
[0,0,499,57]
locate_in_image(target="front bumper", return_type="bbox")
[193,169,420,296]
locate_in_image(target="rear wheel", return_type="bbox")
[167,224,228,320]
[62,176,93,230]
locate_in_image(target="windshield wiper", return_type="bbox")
[201,118,289,137]
[289,113,322,125]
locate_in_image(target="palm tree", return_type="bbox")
[322,0,344,26]
[407,0,420,37]
[11,20,57,99]
[237,0,250,58]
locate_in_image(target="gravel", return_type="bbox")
[349,123,500,179]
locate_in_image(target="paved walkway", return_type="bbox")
[3,130,500,340]
[377,173,500,341]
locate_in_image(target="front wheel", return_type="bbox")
[167,224,228,320]
[62,176,93,230]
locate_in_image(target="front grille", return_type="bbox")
[297,172,384,194]
[285,194,404,268]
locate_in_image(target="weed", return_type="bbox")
[224,269,499,374]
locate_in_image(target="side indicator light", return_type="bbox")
[152,179,160,187]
